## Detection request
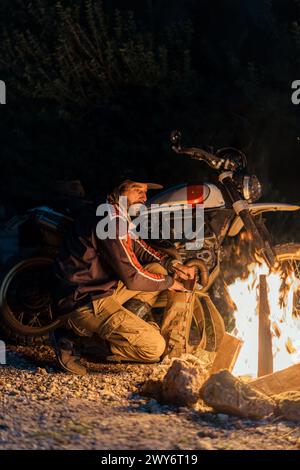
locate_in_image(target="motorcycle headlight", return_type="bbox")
[242,175,262,202]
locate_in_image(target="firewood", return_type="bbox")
[258,274,273,376]
[250,363,300,396]
[210,332,242,374]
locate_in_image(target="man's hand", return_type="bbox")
[168,279,188,292]
[172,263,196,281]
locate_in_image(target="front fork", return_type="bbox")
[220,172,278,270]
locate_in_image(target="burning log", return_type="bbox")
[210,332,242,374]
[258,274,273,377]
[250,363,300,396]
[228,261,300,376]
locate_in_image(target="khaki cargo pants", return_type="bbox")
[69,263,167,363]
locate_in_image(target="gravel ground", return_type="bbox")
[0,345,300,450]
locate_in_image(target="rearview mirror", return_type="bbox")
[170,130,182,148]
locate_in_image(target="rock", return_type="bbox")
[217,413,229,424]
[178,406,189,413]
[141,354,210,406]
[193,400,212,413]
[147,398,158,406]
[197,440,214,450]
[36,367,47,375]
[0,423,10,431]
[141,399,163,414]
[161,358,209,406]
[200,369,275,419]
[198,430,219,438]
[273,391,300,421]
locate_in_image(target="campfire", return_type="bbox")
[141,250,300,420]
[228,261,300,378]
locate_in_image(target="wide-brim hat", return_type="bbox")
[117,178,163,190]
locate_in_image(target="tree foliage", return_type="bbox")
[0,0,300,230]
[1,0,195,114]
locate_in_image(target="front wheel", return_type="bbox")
[0,250,61,345]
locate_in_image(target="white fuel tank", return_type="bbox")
[148,183,225,208]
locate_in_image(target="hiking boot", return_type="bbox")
[50,329,87,376]
[77,335,111,361]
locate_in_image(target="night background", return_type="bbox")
[2,0,300,454]
[1,0,300,226]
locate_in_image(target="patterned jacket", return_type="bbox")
[53,203,174,315]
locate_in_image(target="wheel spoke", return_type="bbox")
[17,311,25,324]
[28,313,42,327]
[48,305,53,321]
[4,259,56,330]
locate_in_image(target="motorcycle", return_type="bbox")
[0,182,92,345]
[1,132,300,346]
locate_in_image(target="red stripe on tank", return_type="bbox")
[186,185,204,204]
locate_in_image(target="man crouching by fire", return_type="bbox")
[51,179,195,375]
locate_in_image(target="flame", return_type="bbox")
[228,262,300,377]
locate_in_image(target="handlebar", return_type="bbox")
[172,145,227,170]
[170,130,247,171]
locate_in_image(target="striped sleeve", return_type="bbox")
[133,239,164,264]
[134,239,180,274]
[100,233,173,292]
